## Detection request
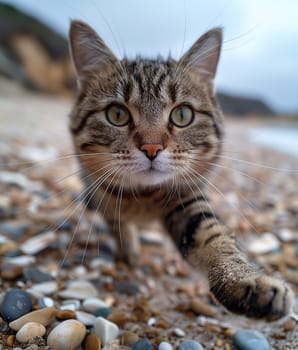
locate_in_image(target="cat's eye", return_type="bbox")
[106,104,131,127]
[169,105,194,127]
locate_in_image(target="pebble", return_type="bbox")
[75,310,96,326]
[0,171,43,192]
[93,316,119,346]
[0,223,28,239]
[5,255,36,266]
[233,329,270,350]
[20,231,57,255]
[58,280,98,299]
[23,267,53,283]
[159,341,173,350]
[38,297,55,308]
[60,299,81,311]
[47,319,86,350]
[248,233,280,254]
[132,338,153,350]
[115,280,139,295]
[0,238,18,255]
[0,289,32,322]
[82,297,109,312]
[93,307,112,318]
[108,311,131,327]
[173,328,186,337]
[179,340,204,350]
[56,309,76,320]
[0,262,23,280]
[189,298,218,317]
[16,322,46,343]
[9,307,57,331]
[120,331,139,346]
[84,333,101,350]
[283,318,296,332]
[28,281,58,295]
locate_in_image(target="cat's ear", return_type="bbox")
[69,20,118,79]
[178,28,222,80]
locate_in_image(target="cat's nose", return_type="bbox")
[140,143,163,160]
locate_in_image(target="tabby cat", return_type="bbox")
[68,20,293,320]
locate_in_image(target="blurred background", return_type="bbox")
[0,0,298,154]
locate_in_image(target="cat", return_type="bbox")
[68,20,293,321]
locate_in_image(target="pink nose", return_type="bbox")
[140,143,163,160]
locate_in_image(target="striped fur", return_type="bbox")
[68,21,293,320]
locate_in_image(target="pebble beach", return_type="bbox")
[0,92,297,350]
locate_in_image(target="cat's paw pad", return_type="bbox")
[235,275,293,320]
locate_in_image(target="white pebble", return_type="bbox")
[5,255,36,266]
[58,280,98,299]
[75,310,96,326]
[60,299,81,311]
[147,317,156,326]
[21,231,57,255]
[248,233,280,254]
[29,281,58,295]
[173,328,185,337]
[16,322,46,343]
[47,319,86,350]
[159,342,174,350]
[82,297,108,312]
[93,317,119,346]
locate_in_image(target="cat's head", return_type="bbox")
[69,21,223,188]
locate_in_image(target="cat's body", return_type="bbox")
[68,20,293,321]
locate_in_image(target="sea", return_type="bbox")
[250,125,298,158]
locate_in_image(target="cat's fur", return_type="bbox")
[68,20,293,320]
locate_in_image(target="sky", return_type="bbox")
[3,0,298,113]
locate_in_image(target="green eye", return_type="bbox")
[170,105,194,127]
[106,104,131,126]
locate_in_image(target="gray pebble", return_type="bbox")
[132,338,153,350]
[115,280,139,295]
[233,329,270,350]
[159,341,173,350]
[0,223,28,239]
[0,289,32,321]
[179,340,204,350]
[23,267,53,283]
[92,307,112,318]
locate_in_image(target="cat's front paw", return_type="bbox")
[214,275,293,321]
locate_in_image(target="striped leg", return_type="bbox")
[165,196,293,320]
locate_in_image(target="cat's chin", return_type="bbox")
[133,169,173,187]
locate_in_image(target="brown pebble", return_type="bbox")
[177,284,196,297]
[0,263,23,280]
[6,334,15,347]
[224,344,231,350]
[283,318,296,332]
[155,319,169,329]
[56,309,76,320]
[223,328,235,338]
[84,333,101,350]
[189,298,218,317]
[215,339,223,347]
[108,312,131,327]
[101,267,118,278]
[206,324,221,333]
[144,328,161,337]
[120,331,139,346]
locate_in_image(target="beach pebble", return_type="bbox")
[248,233,280,254]
[159,341,173,350]
[0,171,43,192]
[38,297,55,308]
[59,280,98,299]
[9,307,57,331]
[23,267,53,283]
[60,299,81,311]
[233,329,270,350]
[28,281,58,295]
[189,298,218,317]
[0,238,18,255]
[0,262,23,280]
[179,340,203,350]
[93,307,112,318]
[47,319,86,350]
[82,297,109,312]
[75,310,96,326]
[132,338,153,350]
[5,255,36,266]
[93,316,119,346]
[0,289,32,322]
[173,328,185,337]
[120,331,139,346]
[115,280,139,295]
[84,333,101,350]
[16,322,46,343]
[20,231,57,255]
[0,223,28,239]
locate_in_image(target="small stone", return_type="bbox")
[0,263,23,280]
[20,231,57,255]
[277,228,298,242]
[75,310,96,326]
[56,309,76,320]
[82,297,109,312]
[0,223,28,239]
[0,171,43,192]
[115,280,139,295]
[9,307,57,331]
[132,338,153,350]
[93,307,112,318]
[84,333,101,350]
[38,297,55,308]
[28,281,58,295]
[120,332,139,346]
[23,267,53,283]
[5,255,36,266]
[0,238,18,255]
[233,329,270,350]
[283,318,296,332]
[47,319,86,350]
[93,317,119,346]
[189,298,218,317]
[59,280,98,299]
[223,328,235,338]
[248,233,280,255]
[0,289,32,322]
[179,340,204,350]
[173,328,185,337]
[16,322,46,343]
[60,299,81,311]
[108,312,131,327]
[5,334,15,347]
[158,341,173,350]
